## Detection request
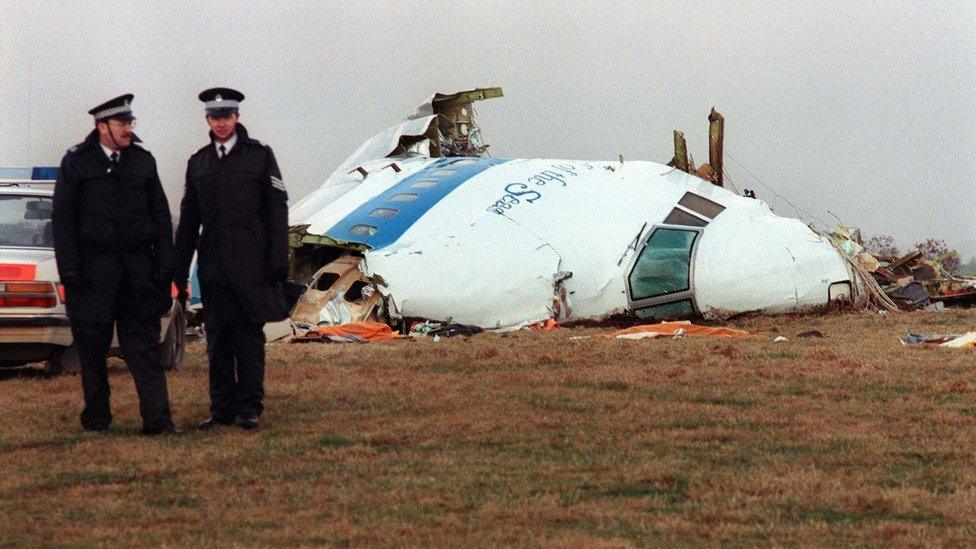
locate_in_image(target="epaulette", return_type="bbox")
[66,142,85,154]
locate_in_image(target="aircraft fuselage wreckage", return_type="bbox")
[286,88,860,331]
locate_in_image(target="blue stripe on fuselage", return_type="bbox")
[324,156,510,250]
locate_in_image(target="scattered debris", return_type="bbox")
[409,320,442,337]
[941,332,976,348]
[828,225,976,312]
[901,331,976,348]
[772,336,789,343]
[427,324,483,338]
[901,332,959,346]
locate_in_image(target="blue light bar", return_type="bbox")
[31,167,59,180]
[0,167,59,181]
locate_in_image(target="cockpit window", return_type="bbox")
[628,228,698,300]
[678,192,725,219]
[0,195,54,248]
[663,208,707,227]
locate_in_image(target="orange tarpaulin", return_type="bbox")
[599,321,752,339]
[312,321,404,341]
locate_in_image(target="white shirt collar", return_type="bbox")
[215,132,238,156]
[100,143,120,161]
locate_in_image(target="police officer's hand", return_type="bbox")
[270,267,289,283]
[60,271,81,288]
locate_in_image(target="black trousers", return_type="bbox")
[205,321,266,421]
[71,314,174,433]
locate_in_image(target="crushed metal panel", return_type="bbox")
[363,213,561,330]
[291,255,380,325]
[335,115,438,176]
[411,87,504,119]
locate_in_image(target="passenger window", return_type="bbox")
[628,228,698,300]
[410,179,438,189]
[389,193,419,202]
[635,299,695,320]
[663,208,707,227]
[678,192,725,219]
[369,208,398,218]
[348,224,378,236]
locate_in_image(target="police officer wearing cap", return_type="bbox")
[52,95,179,435]
[175,88,289,431]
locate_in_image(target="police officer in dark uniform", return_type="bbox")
[175,88,289,431]
[52,94,179,435]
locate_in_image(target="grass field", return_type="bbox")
[2,310,976,546]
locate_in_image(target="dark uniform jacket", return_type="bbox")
[52,130,175,322]
[175,124,289,325]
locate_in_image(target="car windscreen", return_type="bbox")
[0,195,54,248]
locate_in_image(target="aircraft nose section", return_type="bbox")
[692,215,852,316]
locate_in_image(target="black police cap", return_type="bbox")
[199,87,245,116]
[88,94,135,122]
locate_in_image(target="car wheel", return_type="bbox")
[46,345,80,376]
[161,302,187,370]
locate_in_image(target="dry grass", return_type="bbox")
[2,310,976,546]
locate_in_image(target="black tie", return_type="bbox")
[219,145,226,159]
[110,151,119,164]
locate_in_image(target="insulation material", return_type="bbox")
[364,214,562,330]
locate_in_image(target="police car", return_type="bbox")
[0,167,185,374]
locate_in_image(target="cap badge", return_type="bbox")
[215,94,223,102]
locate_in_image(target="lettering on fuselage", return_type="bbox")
[487,163,594,214]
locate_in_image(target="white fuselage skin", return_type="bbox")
[292,157,853,329]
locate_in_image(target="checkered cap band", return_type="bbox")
[204,99,240,111]
[92,104,133,120]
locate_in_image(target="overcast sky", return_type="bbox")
[2,1,974,257]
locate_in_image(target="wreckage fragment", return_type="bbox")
[669,108,725,186]
[708,108,724,187]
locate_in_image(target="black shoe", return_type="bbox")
[198,416,235,430]
[142,425,183,436]
[238,416,260,430]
